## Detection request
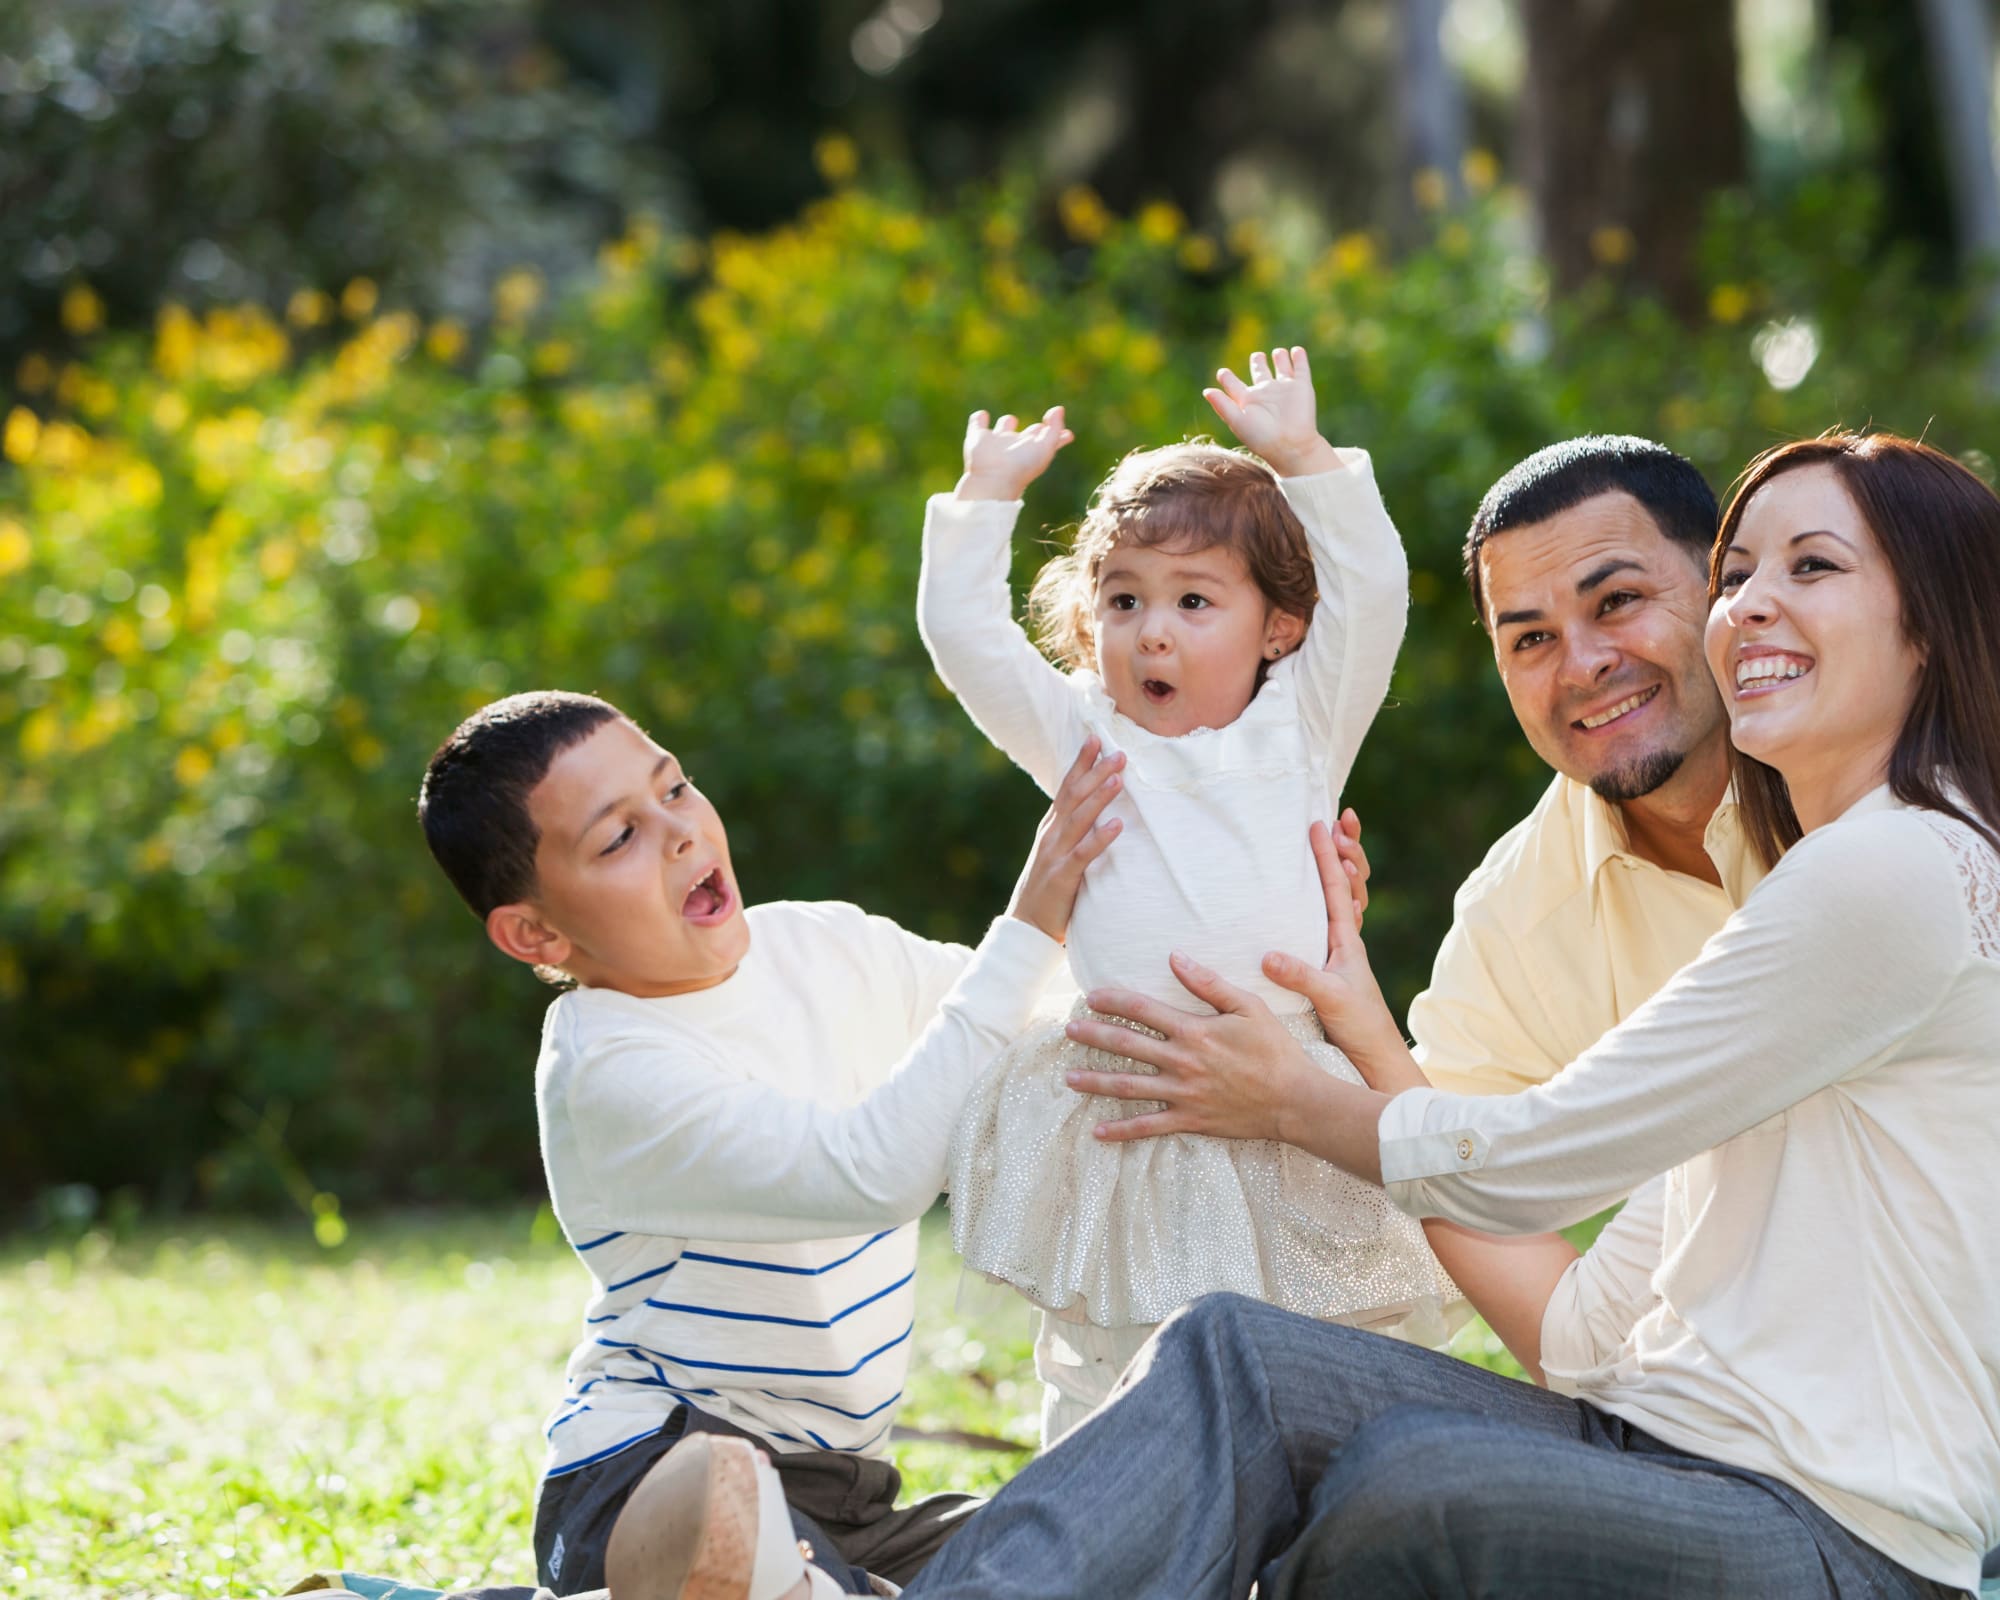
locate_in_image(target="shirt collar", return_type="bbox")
[1580,781,1754,907]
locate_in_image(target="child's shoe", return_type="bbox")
[604,1434,845,1600]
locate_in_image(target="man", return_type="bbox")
[1404,435,1765,1097]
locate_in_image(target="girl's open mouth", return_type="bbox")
[682,868,734,924]
[1142,679,1175,705]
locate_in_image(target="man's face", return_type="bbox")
[1479,491,1725,801]
[519,717,750,995]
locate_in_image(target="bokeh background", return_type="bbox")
[9,0,2000,1230]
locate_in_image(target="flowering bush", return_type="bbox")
[4,162,1993,1210]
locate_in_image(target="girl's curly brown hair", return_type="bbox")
[1027,440,1318,675]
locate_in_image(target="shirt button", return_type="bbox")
[1456,1138,1474,1162]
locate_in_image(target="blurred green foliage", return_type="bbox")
[0,0,674,360]
[4,158,1996,1213]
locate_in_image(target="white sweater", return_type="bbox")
[917,458,1407,1012]
[1379,789,2000,1593]
[534,903,1065,1477]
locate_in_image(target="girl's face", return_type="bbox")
[1092,538,1303,736]
[1705,463,1924,826]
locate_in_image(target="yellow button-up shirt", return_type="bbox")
[1408,773,1765,1097]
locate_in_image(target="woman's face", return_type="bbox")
[1705,463,1924,818]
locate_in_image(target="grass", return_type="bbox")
[0,1206,1531,1599]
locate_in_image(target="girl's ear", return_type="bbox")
[1264,606,1308,660]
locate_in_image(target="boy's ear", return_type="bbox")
[1266,606,1308,658]
[486,902,573,971]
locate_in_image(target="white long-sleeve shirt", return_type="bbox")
[918,457,1408,1012]
[1379,789,2000,1593]
[534,903,1065,1478]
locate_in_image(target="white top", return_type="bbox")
[534,902,1065,1477]
[1378,789,2000,1592]
[918,458,1407,1012]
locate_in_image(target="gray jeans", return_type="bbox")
[901,1294,1957,1599]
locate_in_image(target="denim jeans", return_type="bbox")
[902,1293,1956,1600]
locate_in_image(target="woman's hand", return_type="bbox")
[955,405,1074,502]
[1062,955,1328,1144]
[1005,738,1123,943]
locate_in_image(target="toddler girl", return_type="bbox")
[917,347,1459,1444]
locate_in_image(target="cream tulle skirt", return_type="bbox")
[947,1001,1463,1339]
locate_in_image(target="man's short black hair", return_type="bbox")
[1465,436,1718,626]
[418,690,626,918]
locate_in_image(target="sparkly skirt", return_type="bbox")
[946,1001,1463,1336]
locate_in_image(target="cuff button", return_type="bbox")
[1456,1137,1474,1162]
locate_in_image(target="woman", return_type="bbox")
[889,432,1997,1599]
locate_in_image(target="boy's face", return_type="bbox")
[507,717,750,995]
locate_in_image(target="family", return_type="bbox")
[413,347,2000,1599]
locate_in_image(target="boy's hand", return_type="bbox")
[1203,347,1342,478]
[955,405,1074,501]
[1007,738,1124,942]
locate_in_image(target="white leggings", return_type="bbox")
[1032,1313,1159,1448]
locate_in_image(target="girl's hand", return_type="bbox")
[956,405,1074,502]
[1202,347,1341,479]
[1005,737,1124,942]
[1061,954,1324,1144]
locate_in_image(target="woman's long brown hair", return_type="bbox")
[1710,431,2000,870]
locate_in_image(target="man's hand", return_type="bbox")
[1259,820,1416,1089]
[1202,347,1342,479]
[1006,738,1124,942]
[955,405,1075,502]
[1335,806,1370,928]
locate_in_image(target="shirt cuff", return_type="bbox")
[923,492,1024,537]
[944,915,1069,1039]
[1377,1085,1492,1191]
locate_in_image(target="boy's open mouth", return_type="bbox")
[682,867,733,924]
[1142,678,1176,705]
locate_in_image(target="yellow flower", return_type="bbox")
[15,353,52,394]
[3,406,40,465]
[532,338,576,377]
[155,304,199,380]
[1136,201,1184,245]
[152,393,190,433]
[1708,283,1753,325]
[61,282,106,335]
[288,289,332,329]
[1178,234,1219,272]
[340,278,380,319]
[1328,232,1377,279]
[0,516,29,577]
[1462,148,1501,196]
[174,745,214,786]
[426,318,467,362]
[1412,167,1450,212]
[1589,225,1636,266]
[982,213,1021,252]
[494,267,545,327]
[20,709,61,761]
[1059,185,1110,245]
[814,132,860,184]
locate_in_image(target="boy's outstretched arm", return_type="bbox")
[567,742,1122,1244]
[1207,345,1408,803]
[919,404,1090,795]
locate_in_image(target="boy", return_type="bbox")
[417,691,1120,1597]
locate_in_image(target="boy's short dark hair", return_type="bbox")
[419,691,625,917]
[1464,436,1718,626]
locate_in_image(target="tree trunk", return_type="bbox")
[1400,0,1467,208]
[1916,0,2000,274]
[1517,0,1747,315]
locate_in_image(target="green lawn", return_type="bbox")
[0,1208,1528,1599]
